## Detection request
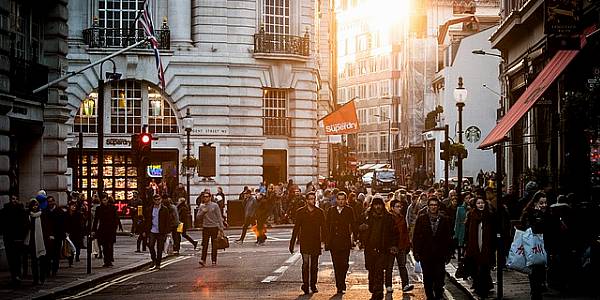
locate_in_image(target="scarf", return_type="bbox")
[24,211,46,258]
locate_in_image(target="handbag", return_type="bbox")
[414,261,422,274]
[216,230,229,250]
[507,228,531,273]
[61,240,72,258]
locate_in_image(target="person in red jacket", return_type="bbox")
[387,199,415,293]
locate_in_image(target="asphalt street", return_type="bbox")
[55,228,470,300]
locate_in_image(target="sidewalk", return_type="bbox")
[445,258,598,300]
[0,234,165,300]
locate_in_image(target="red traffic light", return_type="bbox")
[140,133,151,144]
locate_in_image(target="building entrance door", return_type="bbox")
[263,150,287,185]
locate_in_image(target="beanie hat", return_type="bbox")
[371,196,384,206]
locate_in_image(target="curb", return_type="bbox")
[29,255,172,300]
[445,263,476,300]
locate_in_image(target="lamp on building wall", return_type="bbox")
[453,76,467,204]
[183,108,194,207]
[150,95,162,117]
[82,97,96,117]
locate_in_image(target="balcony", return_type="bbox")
[263,117,291,137]
[82,27,170,50]
[9,57,48,103]
[253,29,309,61]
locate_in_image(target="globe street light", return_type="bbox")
[453,77,467,205]
[183,108,194,207]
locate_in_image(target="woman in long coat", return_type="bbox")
[464,197,496,297]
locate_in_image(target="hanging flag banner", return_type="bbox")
[321,100,360,135]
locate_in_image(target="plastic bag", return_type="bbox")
[523,227,547,266]
[92,239,99,256]
[507,228,531,273]
[65,236,76,254]
[176,222,184,233]
[414,261,422,274]
[164,234,174,255]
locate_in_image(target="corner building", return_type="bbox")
[66,0,320,212]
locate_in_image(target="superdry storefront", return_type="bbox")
[66,80,183,216]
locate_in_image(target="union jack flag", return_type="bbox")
[136,0,165,90]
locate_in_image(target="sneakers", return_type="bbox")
[402,284,415,292]
[386,286,394,293]
[148,265,160,271]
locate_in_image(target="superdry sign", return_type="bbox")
[321,100,360,135]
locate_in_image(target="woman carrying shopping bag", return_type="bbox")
[519,191,553,300]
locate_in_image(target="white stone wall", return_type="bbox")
[66,0,319,200]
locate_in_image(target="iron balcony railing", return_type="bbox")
[254,29,309,57]
[263,117,291,137]
[83,27,170,50]
[9,57,48,102]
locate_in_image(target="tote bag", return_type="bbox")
[506,228,531,273]
[523,227,547,266]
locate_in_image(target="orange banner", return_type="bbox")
[322,100,360,135]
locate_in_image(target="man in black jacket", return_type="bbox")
[412,196,453,300]
[325,191,357,294]
[289,192,325,294]
[359,196,399,300]
[92,194,120,267]
[1,194,28,284]
[143,194,171,270]
[45,196,65,276]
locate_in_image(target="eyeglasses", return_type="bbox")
[428,204,438,207]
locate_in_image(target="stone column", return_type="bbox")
[168,0,192,47]
[43,0,70,205]
[67,0,87,44]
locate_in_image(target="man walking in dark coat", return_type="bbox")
[325,191,357,294]
[0,194,28,284]
[44,196,65,276]
[92,193,120,267]
[359,196,399,300]
[289,192,325,294]
[412,196,453,300]
[143,194,171,270]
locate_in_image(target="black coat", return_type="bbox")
[93,204,119,244]
[143,205,171,234]
[325,206,357,251]
[360,209,398,270]
[412,211,453,263]
[44,206,66,241]
[65,211,84,248]
[290,206,326,255]
[0,202,28,242]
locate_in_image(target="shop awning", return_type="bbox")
[478,49,579,149]
[358,163,375,170]
[371,163,389,170]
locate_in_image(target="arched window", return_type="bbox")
[74,80,178,134]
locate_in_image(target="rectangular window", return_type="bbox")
[111,80,142,134]
[368,107,378,124]
[380,79,390,96]
[368,82,378,99]
[358,84,366,100]
[263,89,290,136]
[263,0,290,35]
[358,109,367,125]
[148,86,178,134]
[98,0,144,47]
[358,134,367,153]
[380,105,390,120]
[380,132,388,152]
[368,133,378,153]
[74,93,98,133]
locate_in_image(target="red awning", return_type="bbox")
[478,50,579,149]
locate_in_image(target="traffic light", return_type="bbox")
[131,132,152,166]
[440,141,450,161]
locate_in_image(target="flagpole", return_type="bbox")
[33,38,149,94]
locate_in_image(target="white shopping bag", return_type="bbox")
[164,234,174,255]
[506,228,531,273]
[523,227,547,267]
[414,261,422,274]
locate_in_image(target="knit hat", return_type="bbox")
[371,196,385,206]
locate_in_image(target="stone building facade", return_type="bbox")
[0,0,70,205]
[65,0,320,210]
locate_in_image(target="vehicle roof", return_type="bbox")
[374,168,395,172]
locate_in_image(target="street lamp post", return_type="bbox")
[89,59,121,274]
[183,109,194,207]
[453,77,467,205]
